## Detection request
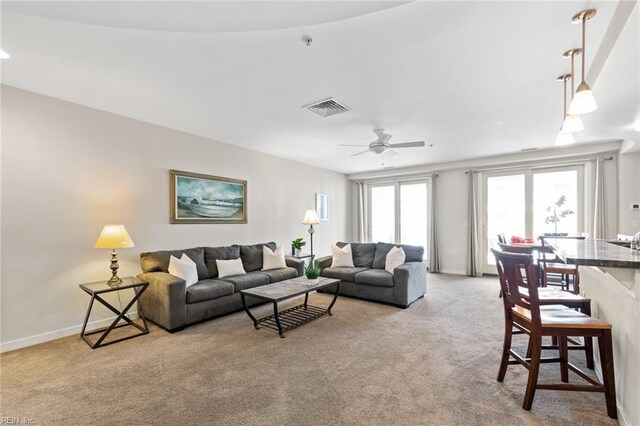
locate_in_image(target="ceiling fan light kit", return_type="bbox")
[339,129,426,159]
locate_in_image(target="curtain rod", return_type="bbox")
[355,173,439,185]
[465,155,614,174]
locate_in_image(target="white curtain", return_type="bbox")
[467,171,481,276]
[593,158,607,239]
[356,182,368,242]
[428,176,441,272]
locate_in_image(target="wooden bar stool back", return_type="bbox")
[491,249,617,419]
[539,237,584,294]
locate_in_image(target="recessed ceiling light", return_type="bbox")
[0,49,10,59]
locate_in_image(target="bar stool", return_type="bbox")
[491,249,617,419]
[497,243,594,369]
[539,236,584,294]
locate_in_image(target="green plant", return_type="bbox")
[292,237,306,250]
[305,262,321,279]
[544,195,575,235]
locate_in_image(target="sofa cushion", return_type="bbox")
[239,242,277,272]
[218,271,270,292]
[354,269,395,288]
[256,267,298,283]
[400,244,425,263]
[372,243,424,269]
[186,279,235,304]
[140,247,209,280]
[204,245,240,278]
[322,267,368,282]
[337,242,376,268]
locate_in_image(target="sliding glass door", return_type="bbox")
[369,180,429,259]
[482,166,584,272]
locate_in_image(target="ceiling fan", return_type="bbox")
[339,129,426,157]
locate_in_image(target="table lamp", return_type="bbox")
[302,209,320,257]
[94,224,135,287]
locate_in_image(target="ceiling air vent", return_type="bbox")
[303,97,350,117]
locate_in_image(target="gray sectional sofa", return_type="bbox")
[315,242,426,308]
[137,242,304,331]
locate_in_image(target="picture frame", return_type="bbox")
[170,170,247,224]
[316,193,329,222]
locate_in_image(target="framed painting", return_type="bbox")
[316,193,329,222]
[170,170,247,224]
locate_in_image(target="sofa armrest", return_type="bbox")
[285,256,305,276]
[137,272,187,331]
[393,261,427,307]
[315,255,332,272]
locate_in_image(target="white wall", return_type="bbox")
[349,141,627,275]
[0,86,350,350]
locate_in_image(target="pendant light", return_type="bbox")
[561,48,584,133]
[556,74,575,146]
[568,9,598,115]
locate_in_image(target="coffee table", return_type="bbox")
[239,276,340,338]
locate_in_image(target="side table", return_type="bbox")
[79,276,149,349]
[290,253,315,267]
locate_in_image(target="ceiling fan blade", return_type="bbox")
[388,141,426,148]
[351,150,371,157]
[385,150,400,157]
[338,144,369,147]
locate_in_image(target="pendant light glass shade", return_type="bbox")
[555,132,575,146]
[568,82,598,114]
[561,114,584,133]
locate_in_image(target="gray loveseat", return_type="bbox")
[315,242,426,308]
[137,242,304,332]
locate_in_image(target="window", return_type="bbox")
[482,166,584,271]
[368,179,429,260]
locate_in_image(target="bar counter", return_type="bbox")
[546,238,640,269]
[546,238,639,425]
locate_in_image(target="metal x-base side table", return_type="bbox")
[79,276,149,349]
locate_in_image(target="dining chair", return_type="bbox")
[491,249,616,418]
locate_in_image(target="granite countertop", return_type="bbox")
[547,238,640,269]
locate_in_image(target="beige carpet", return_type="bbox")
[1,274,617,425]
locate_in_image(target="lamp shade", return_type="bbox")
[568,83,597,115]
[561,114,584,133]
[555,132,575,146]
[94,224,135,249]
[302,209,320,225]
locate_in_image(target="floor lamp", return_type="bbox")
[302,209,320,258]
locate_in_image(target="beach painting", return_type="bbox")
[170,170,247,224]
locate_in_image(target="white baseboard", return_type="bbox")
[0,312,139,353]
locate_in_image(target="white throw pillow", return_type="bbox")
[332,244,355,268]
[168,254,199,287]
[385,246,406,274]
[217,258,246,278]
[262,245,286,270]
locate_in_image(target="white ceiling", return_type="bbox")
[1,1,638,174]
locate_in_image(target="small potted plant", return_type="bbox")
[544,195,575,236]
[291,237,306,256]
[305,262,321,285]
